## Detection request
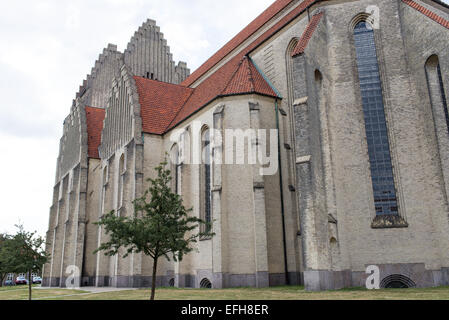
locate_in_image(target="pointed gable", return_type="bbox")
[222,57,278,97]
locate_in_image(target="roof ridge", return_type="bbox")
[220,57,248,96]
[182,0,296,87]
[85,105,105,110]
[292,11,324,57]
[133,76,192,90]
[402,0,449,29]
[159,0,316,133]
[164,86,196,131]
[245,57,256,92]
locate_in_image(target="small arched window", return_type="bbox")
[286,38,299,111]
[425,55,449,134]
[354,21,398,216]
[200,278,212,289]
[201,127,212,233]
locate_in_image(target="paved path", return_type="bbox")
[36,286,138,294]
[32,286,139,300]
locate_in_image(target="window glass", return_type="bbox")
[354,22,398,216]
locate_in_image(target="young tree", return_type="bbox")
[5,225,49,300]
[95,160,214,300]
[0,233,12,287]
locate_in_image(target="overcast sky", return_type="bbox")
[0,0,448,237]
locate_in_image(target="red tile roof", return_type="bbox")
[85,106,105,159]
[292,11,324,56]
[402,0,449,29]
[135,57,278,134]
[166,0,316,131]
[222,56,278,97]
[182,0,296,87]
[134,77,194,135]
[89,0,317,141]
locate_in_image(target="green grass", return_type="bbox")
[0,285,39,292]
[1,285,448,300]
[0,286,88,300]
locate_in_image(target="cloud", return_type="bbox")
[0,0,273,236]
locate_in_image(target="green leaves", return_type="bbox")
[95,159,215,262]
[2,225,49,275]
[95,158,215,299]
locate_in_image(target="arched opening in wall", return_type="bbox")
[101,166,108,215]
[380,275,416,289]
[118,154,125,214]
[329,237,339,269]
[169,278,175,287]
[286,38,299,111]
[200,278,212,289]
[200,126,212,235]
[170,143,181,194]
[315,69,323,89]
[119,154,125,175]
[315,69,324,116]
[285,38,299,148]
[285,38,301,234]
[425,55,449,134]
[353,21,400,217]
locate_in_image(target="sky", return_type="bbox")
[0,0,448,237]
[0,0,274,237]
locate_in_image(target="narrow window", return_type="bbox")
[101,166,108,215]
[437,63,449,133]
[354,21,398,216]
[201,127,212,233]
[170,144,181,194]
[118,154,125,212]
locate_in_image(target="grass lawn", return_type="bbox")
[0,286,88,300]
[1,286,449,300]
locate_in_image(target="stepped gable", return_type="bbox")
[75,44,123,109]
[80,1,317,138]
[124,19,190,84]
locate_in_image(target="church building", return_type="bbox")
[43,0,449,291]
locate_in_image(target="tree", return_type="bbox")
[0,233,13,287]
[95,160,214,300]
[4,225,49,300]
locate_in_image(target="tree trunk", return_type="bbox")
[0,274,4,287]
[28,270,32,301]
[150,257,159,300]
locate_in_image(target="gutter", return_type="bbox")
[250,56,289,285]
[275,99,290,286]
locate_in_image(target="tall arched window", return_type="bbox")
[101,166,108,216]
[170,143,181,194]
[426,55,449,134]
[201,127,211,233]
[354,21,398,216]
[118,154,125,214]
